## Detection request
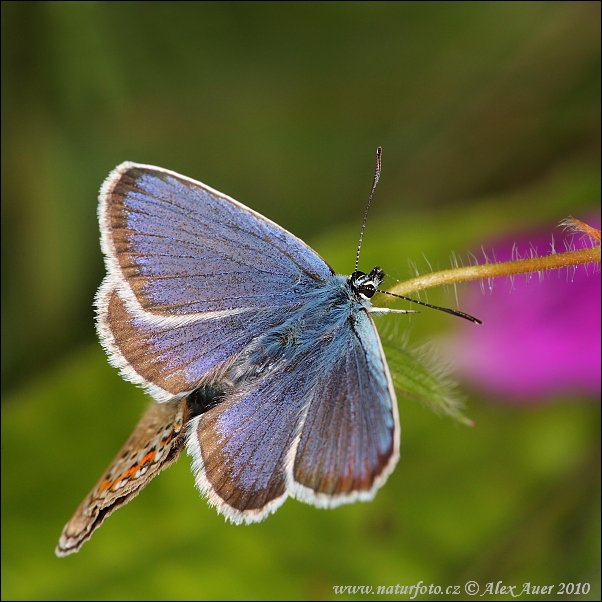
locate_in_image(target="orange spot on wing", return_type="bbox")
[99,449,158,491]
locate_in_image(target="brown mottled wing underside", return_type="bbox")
[56,398,189,557]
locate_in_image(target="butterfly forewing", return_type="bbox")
[100,163,333,317]
[290,310,398,505]
[56,398,188,557]
[98,164,337,403]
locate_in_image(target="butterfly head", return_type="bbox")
[349,267,385,301]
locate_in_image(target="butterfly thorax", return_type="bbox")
[223,272,379,387]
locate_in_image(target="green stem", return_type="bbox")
[385,245,600,299]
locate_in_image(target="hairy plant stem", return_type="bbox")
[383,219,600,300]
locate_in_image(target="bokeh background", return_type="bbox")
[2,3,600,600]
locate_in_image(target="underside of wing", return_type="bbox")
[56,396,204,556]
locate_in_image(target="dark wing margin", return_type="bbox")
[99,162,334,317]
[288,309,400,507]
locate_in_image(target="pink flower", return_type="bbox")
[451,215,600,402]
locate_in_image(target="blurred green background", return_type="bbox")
[1,2,599,600]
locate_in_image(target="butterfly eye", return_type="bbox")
[358,283,377,299]
[349,275,375,299]
[349,267,385,300]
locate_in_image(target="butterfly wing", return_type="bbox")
[289,309,399,506]
[56,398,188,557]
[185,300,399,523]
[97,163,334,403]
[187,372,309,524]
[97,280,303,403]
[100,162,333,316]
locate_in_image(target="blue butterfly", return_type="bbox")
[57,149,477,556]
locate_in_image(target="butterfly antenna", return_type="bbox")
[378,289,483,324]
[355,146,382,272]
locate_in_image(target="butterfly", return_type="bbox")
[56,149,479,556]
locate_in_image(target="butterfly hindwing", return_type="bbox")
[96,280,297,402]
[185,282,399,522]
